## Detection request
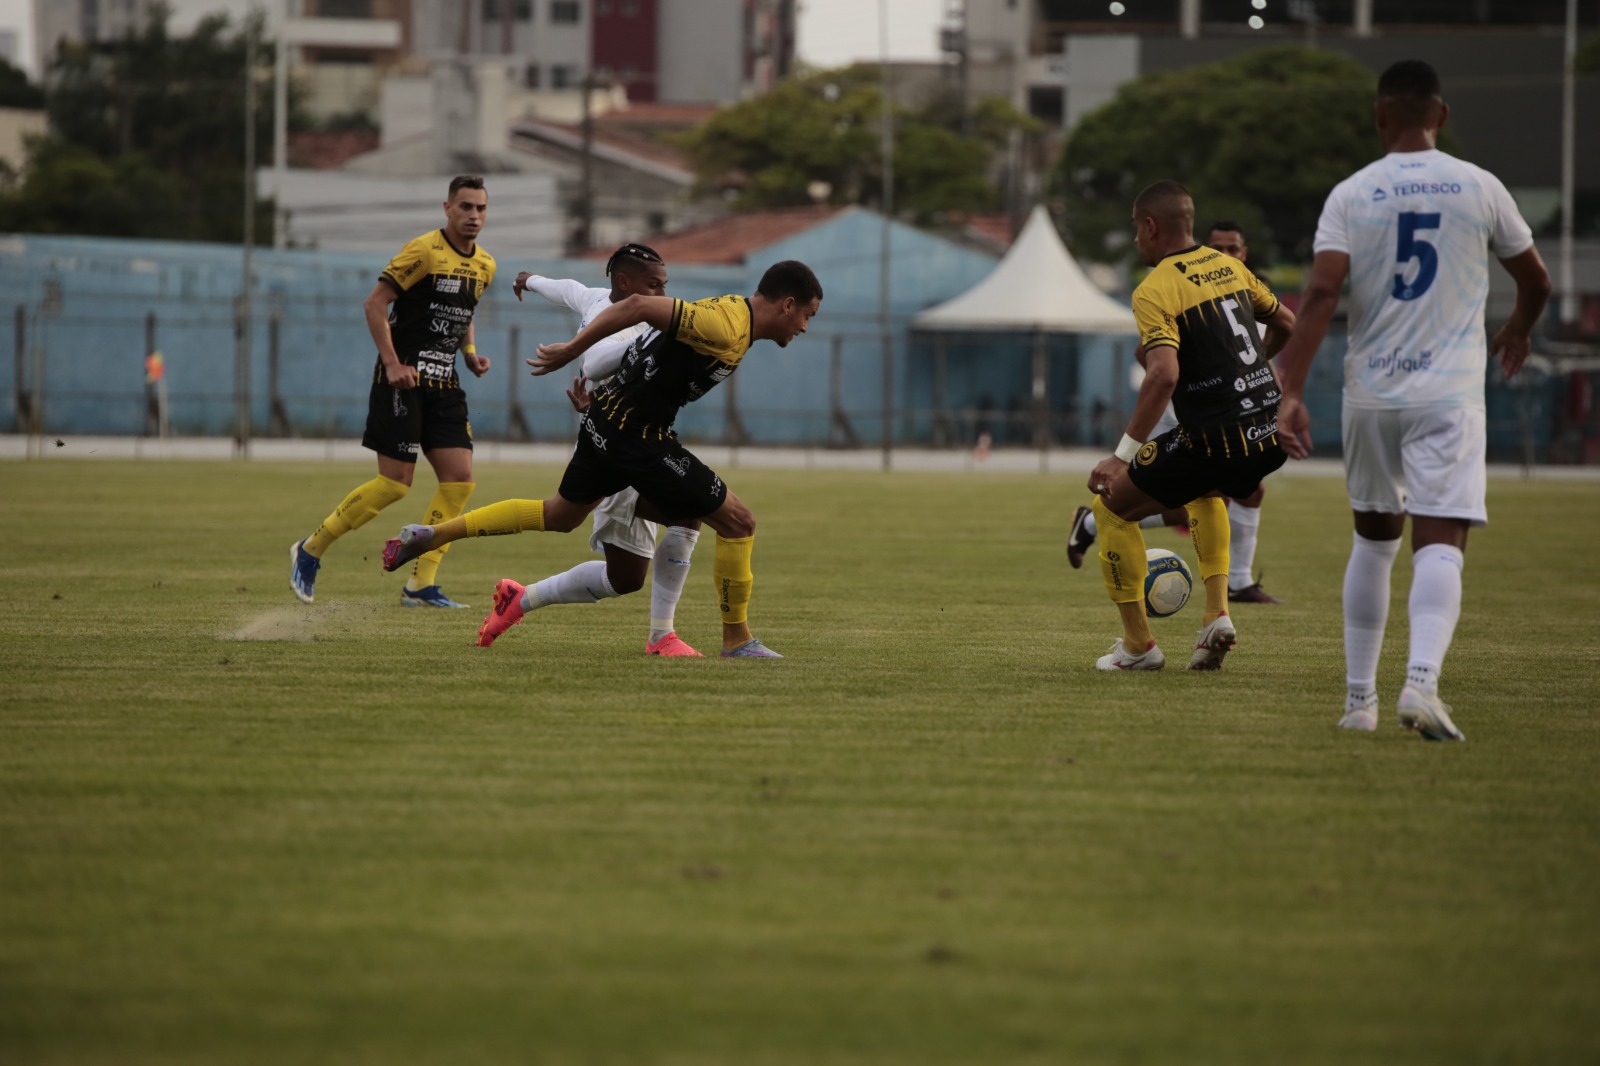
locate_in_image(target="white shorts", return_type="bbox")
[1341,405,1487,526]
[587,486,661,557]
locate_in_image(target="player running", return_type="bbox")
[380,260,824,659]
[479,244,704,656]
[288,175,494,608]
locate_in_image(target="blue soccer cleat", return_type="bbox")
[289,540,320,604]
[400,584,470,609]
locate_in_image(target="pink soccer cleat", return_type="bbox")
[381,524,434,573]
[646,631,704,657]
[475,579,527,647]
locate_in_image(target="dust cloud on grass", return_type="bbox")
[226,601,384,642]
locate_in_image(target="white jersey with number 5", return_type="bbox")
[1312,148,1533,411]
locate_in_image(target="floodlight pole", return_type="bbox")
[237,4,258,458]
[1559,0,1578,326]
[878,0,894,471]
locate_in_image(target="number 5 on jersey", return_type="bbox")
[1394,211,1441,301]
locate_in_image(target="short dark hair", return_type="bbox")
[605,242,664,277]
[1377,59,1441,101]
[448,175,486,199]
[1133,180,1193,225]
[757,260,823,303]
[1377,60,1443,126]
[1208,220,1245,241]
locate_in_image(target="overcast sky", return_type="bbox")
[794,0,948,69]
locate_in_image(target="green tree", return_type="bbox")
[673,66,1038,222]
[0,56,45,109]
[1051,46,1455,265]
[0,6,276,242]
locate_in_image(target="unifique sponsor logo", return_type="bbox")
[1392,181,1461,197]
[1368,347,1434,377]
[1246,421,1278,442]
[1186,264,1235,287]
[434,276,463,294]
[662,455,689,477]
[1136,440,1159,466]
[392,391,409,416]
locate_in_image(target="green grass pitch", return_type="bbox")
[3,457,1598,1064]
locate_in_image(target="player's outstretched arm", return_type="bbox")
[530,294,675,377]
[1491,246,1553,380]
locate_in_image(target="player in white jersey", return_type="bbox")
[1275,60,1551,740]
[480,243,706,657]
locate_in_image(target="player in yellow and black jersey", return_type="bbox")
[288,175,496,610]
[379,261,823,660]
[593,294,754,439]
[1085,180,1297,674]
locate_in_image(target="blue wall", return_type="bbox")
[0,219,999,447]
[0,227,1559,460]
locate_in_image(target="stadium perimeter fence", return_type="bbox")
[3,285,1596,470]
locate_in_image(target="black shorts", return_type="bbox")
[361,383,473,463]
[1128,416,1287,509]
[558,413,728,522]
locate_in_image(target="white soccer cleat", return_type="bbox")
[1095,639,1166,671]
[1186,613,1237,671]
[1339,692,1379,732]
[1397,684,1465,742]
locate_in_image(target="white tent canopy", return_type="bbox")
[913,205,1136,335]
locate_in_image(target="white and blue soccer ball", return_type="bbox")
[1144,548,1193,618]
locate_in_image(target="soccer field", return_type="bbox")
[3,457,1598,1065]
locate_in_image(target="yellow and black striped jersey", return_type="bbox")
[374,230,496,390]
[594,295,754,438]
[1132,246,1280,428]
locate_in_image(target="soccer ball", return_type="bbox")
[1144,548,1193,618]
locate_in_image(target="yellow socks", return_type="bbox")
[408,481,475,590]
[303,475,409,558]
[1186,495,1231,621]
[714,535,755,625]
[1092,496,1154,651]
[446,498,545,543]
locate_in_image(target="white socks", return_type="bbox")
[1342,534,1466,701]
[649,526,700,643]
[1344,532,1401,701]
[521,560,619,612]
[1227,500,1261,591]
[1407,543,1464,695]
[1081,512,1169,538]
